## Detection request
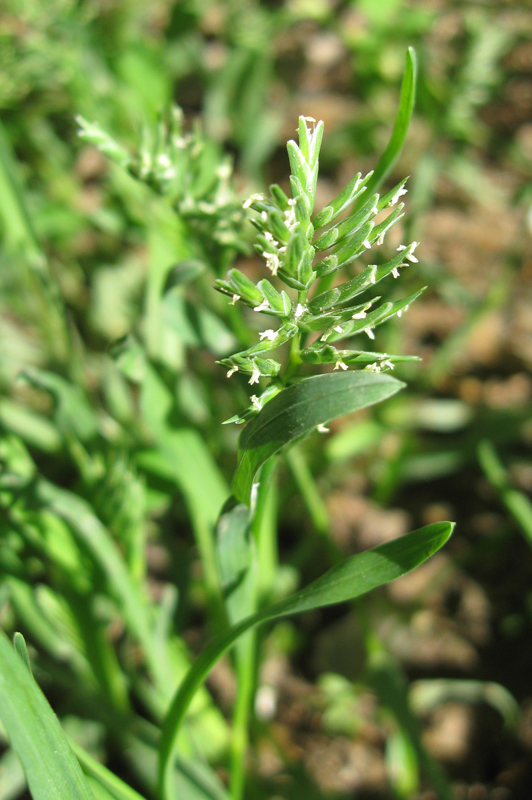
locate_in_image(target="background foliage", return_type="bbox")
[1,0,532,798]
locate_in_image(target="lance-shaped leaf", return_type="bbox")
[350,47,417,210]
[0,629,95,800]
[232,371,405,504]
[158,520,455,800]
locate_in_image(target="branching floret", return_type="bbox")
[216,116,424,424]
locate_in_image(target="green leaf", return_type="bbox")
[354,47,417,204]
[158,521,454,799]
[0,629,95,800]
[232,371,405,505]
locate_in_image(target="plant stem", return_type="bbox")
[230,459,278,800]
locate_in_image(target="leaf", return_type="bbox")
[70,743,148,800]
[233,371,405,505]
[158,521,455,799]
[354,47,417,206]
[0,629,95,800]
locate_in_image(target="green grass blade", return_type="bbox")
[0,629,95,800]
[70,743,148,800]
[0,121,44,269]
[233,371,405,504]
[158,521,454,799]
[478,440,532,549]
[356,47,417,203]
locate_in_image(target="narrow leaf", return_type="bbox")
[233,371,405,505]
[158,521,454,799]
[353,48,417,206]
[0,629,95,800]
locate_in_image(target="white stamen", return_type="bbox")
[230,294,241,305]
[369,265,377,284]
[376,232,386,246]
[251,394,262,410]
[295,303,307,320]
[371,199,379,215]
[397,309,402,317]
[365,328,375,340]
[334,359,348,371]
[365,362,381,373]
[334,325,343,334]
[248,362,261,385]
[263,252,280,276]
[363,239,372,249]
[317,423,330,433]
[243,193,264,209]
[390,187,407,206]
[261,210,268,222]
[216,162,232,180]
[259,329,278,342]
[254,300,270,313]
[352,310,367,320]
[391,267,400,279]
[227,366,239,378]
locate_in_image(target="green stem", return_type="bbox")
[284,446,342,564]
[229,459,278,800]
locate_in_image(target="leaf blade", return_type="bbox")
[233,371,405,504]
[355,47,417,204]
[0,630,95,800]
[158,521,454,798]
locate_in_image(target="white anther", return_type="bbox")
[334,325,343,334]
[365,362,381,373]
[227,366,239,378]
[376,232,386,246]
[363,239,372,250]
[365,328,375,340]
[352,309,367,320]
[391,267,400,279]
[317,423,330,433]
[406,241,419,262]
[248,362,261,385]
[254,300,270,313]
[251,395,262,411]
[261,211,268,222]
[334,359,348,371]
[216,162,232,180]
[243,193,264,209]
[263,252,280,276]
[259,329,278,342]
[295,303,307,320]
[390,187,407,206]
[369,265,377,284]
[230,294,241,305]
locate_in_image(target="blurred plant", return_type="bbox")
[0,41,459,800]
